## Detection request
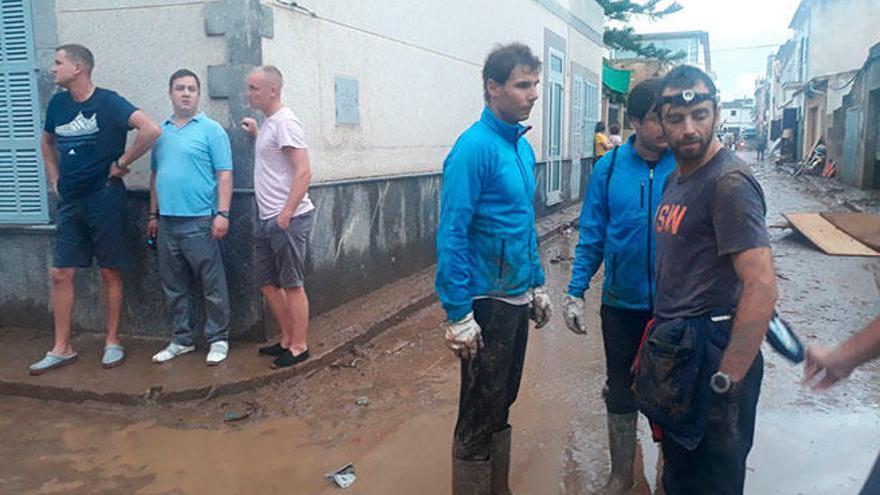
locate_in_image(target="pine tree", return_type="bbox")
[598,0,686,62]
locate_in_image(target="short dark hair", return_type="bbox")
[482,43,541,103]
[658,65,717,98]
[609,123,620,135]
[595,121,606,133]
[626,78,661,121]
[56,44,94,75]
[169,69,201,91]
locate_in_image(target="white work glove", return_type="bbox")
[529,286,552,329]
[563,294,587,335]
[442,312,484,360]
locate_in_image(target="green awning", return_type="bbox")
[602,62,631,95]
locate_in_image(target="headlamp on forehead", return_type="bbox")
[657,88,717,108]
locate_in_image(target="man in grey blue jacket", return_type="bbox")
[436,43,551,495]
[563,79,675,494]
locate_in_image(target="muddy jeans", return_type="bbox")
[158,216,230,345]
[601,304,653,414]
[452,298,529,461]
[660,352,763,495]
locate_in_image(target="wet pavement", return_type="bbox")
[0,153,878,495]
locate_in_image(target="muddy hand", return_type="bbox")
[443,312,483,360]
[562,294,587,335]
[529,286,552,329]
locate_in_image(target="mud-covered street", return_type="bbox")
[1,155,878,495]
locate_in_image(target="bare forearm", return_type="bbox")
[41,136,59,186]
[149,172,158,214]
[217,172,233,212]
[833,315,880,370]
[720,279,777,381]
[121,130,159,167]
[283,168,311,214]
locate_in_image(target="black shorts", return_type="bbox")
[54,178,128,270]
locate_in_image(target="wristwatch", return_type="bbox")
[710,371,732,394]
[216,210,230,219]
[113,159,129,172]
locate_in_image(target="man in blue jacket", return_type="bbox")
[563,79,675,494]
[436,43,552,494]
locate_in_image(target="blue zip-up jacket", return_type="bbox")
[567,134,676,310]
[436,107,545,321]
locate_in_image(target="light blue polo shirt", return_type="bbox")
[151,112,233,216]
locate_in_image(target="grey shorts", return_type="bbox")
[254,211,315,288]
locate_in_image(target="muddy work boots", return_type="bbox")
[452,427,513,495]
[601,412,638,495]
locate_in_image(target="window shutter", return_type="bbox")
[0,0,48,224]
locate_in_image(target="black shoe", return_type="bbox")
[258,342,285,357]
[272,349,309,368]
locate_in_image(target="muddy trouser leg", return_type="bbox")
[860,452,880,495]
[600,304,653,414]
[453,298,529,460]
[600,305,652,490]
[661,352,764,495]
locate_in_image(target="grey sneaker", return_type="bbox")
[152,342,195,363]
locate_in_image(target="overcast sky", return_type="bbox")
[627,0,803,102]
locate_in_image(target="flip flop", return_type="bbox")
[102,344,126,369]
[29,352,79,376]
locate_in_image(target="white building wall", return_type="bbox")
[54,0,228,189]
[263,0,604,182]
[807,0,880,80]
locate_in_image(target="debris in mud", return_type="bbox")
[223,401,258,422]
[386,340,412,355]
[325,463,356,488]
[330,357,362,370]
[223,410,252,422]
[549,254,574,263]
[355,397,369,406]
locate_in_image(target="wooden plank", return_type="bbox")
[820,212,880,252]
[783,212,880,256]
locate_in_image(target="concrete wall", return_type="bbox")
[839,44,880,189]
[1,0,601,338]
[263,0,604,182]
[806,0,880,81]
[53,0,229,189]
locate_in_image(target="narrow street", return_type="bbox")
[0,155,878,495]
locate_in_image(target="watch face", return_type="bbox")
[712,373,730,393]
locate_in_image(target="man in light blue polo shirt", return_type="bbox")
[147,69,233,366]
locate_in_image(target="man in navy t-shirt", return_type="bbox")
[29,44,161,375]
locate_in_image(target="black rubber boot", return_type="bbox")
[452,455,492,495]
[601,412,637,495]
[490,426,513,495]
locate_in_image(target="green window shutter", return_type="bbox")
[0,0,48,224]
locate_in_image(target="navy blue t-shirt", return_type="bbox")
[43,88,137,200]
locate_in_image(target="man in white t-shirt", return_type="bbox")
[241,65,315,368]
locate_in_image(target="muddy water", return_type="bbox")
[1,157,878,495]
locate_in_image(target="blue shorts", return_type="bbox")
[54,178,128,270]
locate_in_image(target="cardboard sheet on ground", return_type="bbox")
[820,212,880,252]
[783,212,880,256]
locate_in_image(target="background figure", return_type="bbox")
[564,78,676,494]
[31,44,160,375]
[242,65,315,368]
[595,121,613,159]
[149,69,233,366]
[435,43,551,495]
[756,133,766,161]
[804,315,880,495]
[608,123,623,147]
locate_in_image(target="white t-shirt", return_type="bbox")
[254,107,315,220]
